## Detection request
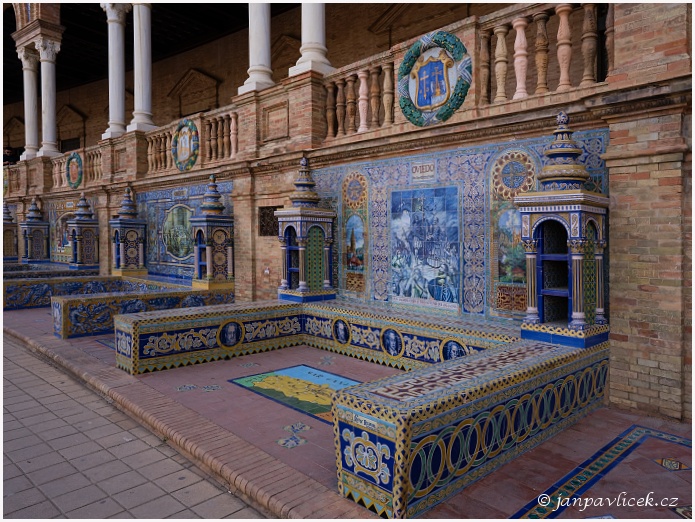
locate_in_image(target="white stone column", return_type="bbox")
[101,3,132,139]
[127,3,156,132]
[289,3,335,77]
[17,47,40,160]
[35,37,61,158]
[238,3,274,95]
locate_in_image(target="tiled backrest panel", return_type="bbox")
[3,269,100,280]
[3,276,183,310]
[53,288,235,338]
[113,301,520,374]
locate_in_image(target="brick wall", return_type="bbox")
[605,109,690,420]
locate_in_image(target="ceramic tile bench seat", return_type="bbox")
[3,276,181,310]
[332,340,609,518]
[3,268,100,279]
[113,300,520,375]
[52,286,235,339]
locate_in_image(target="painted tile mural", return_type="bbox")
[136,181,233,280]
[391,187,460,311]
[311,129,608,319]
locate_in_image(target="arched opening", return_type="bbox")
[285,226,299,290]
[71,230,77,263]
[114,230,121,268]
[306,225,325,292]
[535,219,570,324]
[195,230,206,279]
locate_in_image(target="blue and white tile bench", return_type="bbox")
[3,276,170,310]
[332,341,609,518]
[112,300,519,374]
[52,286,235,339]
[3,268,100,280]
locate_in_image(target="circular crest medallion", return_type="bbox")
[398,31,472,127]
[66,152,83,189]
[171,119,199,172]
[490,150,536,200]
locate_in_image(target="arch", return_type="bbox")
[56,105,87,152]
[3,116,25,149]
[531,216,570,239]
[583,217,601,241]
[113,229,120,268]
[306,225,326,292]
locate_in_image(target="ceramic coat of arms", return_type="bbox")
[171,118,199,171]
[398,31,472,127]
[66,152,83,189]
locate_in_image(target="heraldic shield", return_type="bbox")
[411,50,454,111]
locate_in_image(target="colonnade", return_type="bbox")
[11,3,334,157]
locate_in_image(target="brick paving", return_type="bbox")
[3,335,265,519]
[3,307,692,519]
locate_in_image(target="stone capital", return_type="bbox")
[101,3,132,24]
[35,37,61,62]
[17,46,39,70]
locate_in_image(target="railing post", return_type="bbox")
[223,114,231,158]
[382,62,394,125]
[493,24,509,103]
[205,120,212,162]
[230,113,238,158]
[326,82,336,138]
[369,65,382,128]
[555,4,573,92]
[210,118,219,160]
[357,69,369,132]
[580,4,598,87]
[605,4,615,74]
[336,79,346,137]
[480,30,492,104]
[512,17,529,99]
[346,75,357,133]
[533,12,550,94]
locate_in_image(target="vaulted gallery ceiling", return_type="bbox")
[3,4,299,105]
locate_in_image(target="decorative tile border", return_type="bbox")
[512,425,692,519]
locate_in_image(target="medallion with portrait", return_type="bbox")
[381,328,403,357]
[218,320,244,348]
[333,319,350,344]
[439,338,481,361]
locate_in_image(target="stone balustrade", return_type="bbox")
[201,108,239,164]
[478,3,611,104]
[51,154,68,189]
[84,145,103,184]
[145,122,176,174]
[323,53,396,140]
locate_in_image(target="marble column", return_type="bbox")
[238,3,275,95]
[102,3,132,139]
[289,3,335,76]
[127,3,156,132]
[279,238,289,290]
[523,240,540,323]
[35,37,61,157]
[17,47,40,160]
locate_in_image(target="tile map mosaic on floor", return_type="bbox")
[230,364,359,424]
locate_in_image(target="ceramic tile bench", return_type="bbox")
[332,340,609,518]
[52,286,235,339]
[3,268,100,280]
[3,276,178,310]
[112,300,520,375]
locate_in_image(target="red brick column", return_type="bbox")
[603,108,690,420]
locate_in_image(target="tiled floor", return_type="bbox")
[4,306,692,519]
[3,335,265,519]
